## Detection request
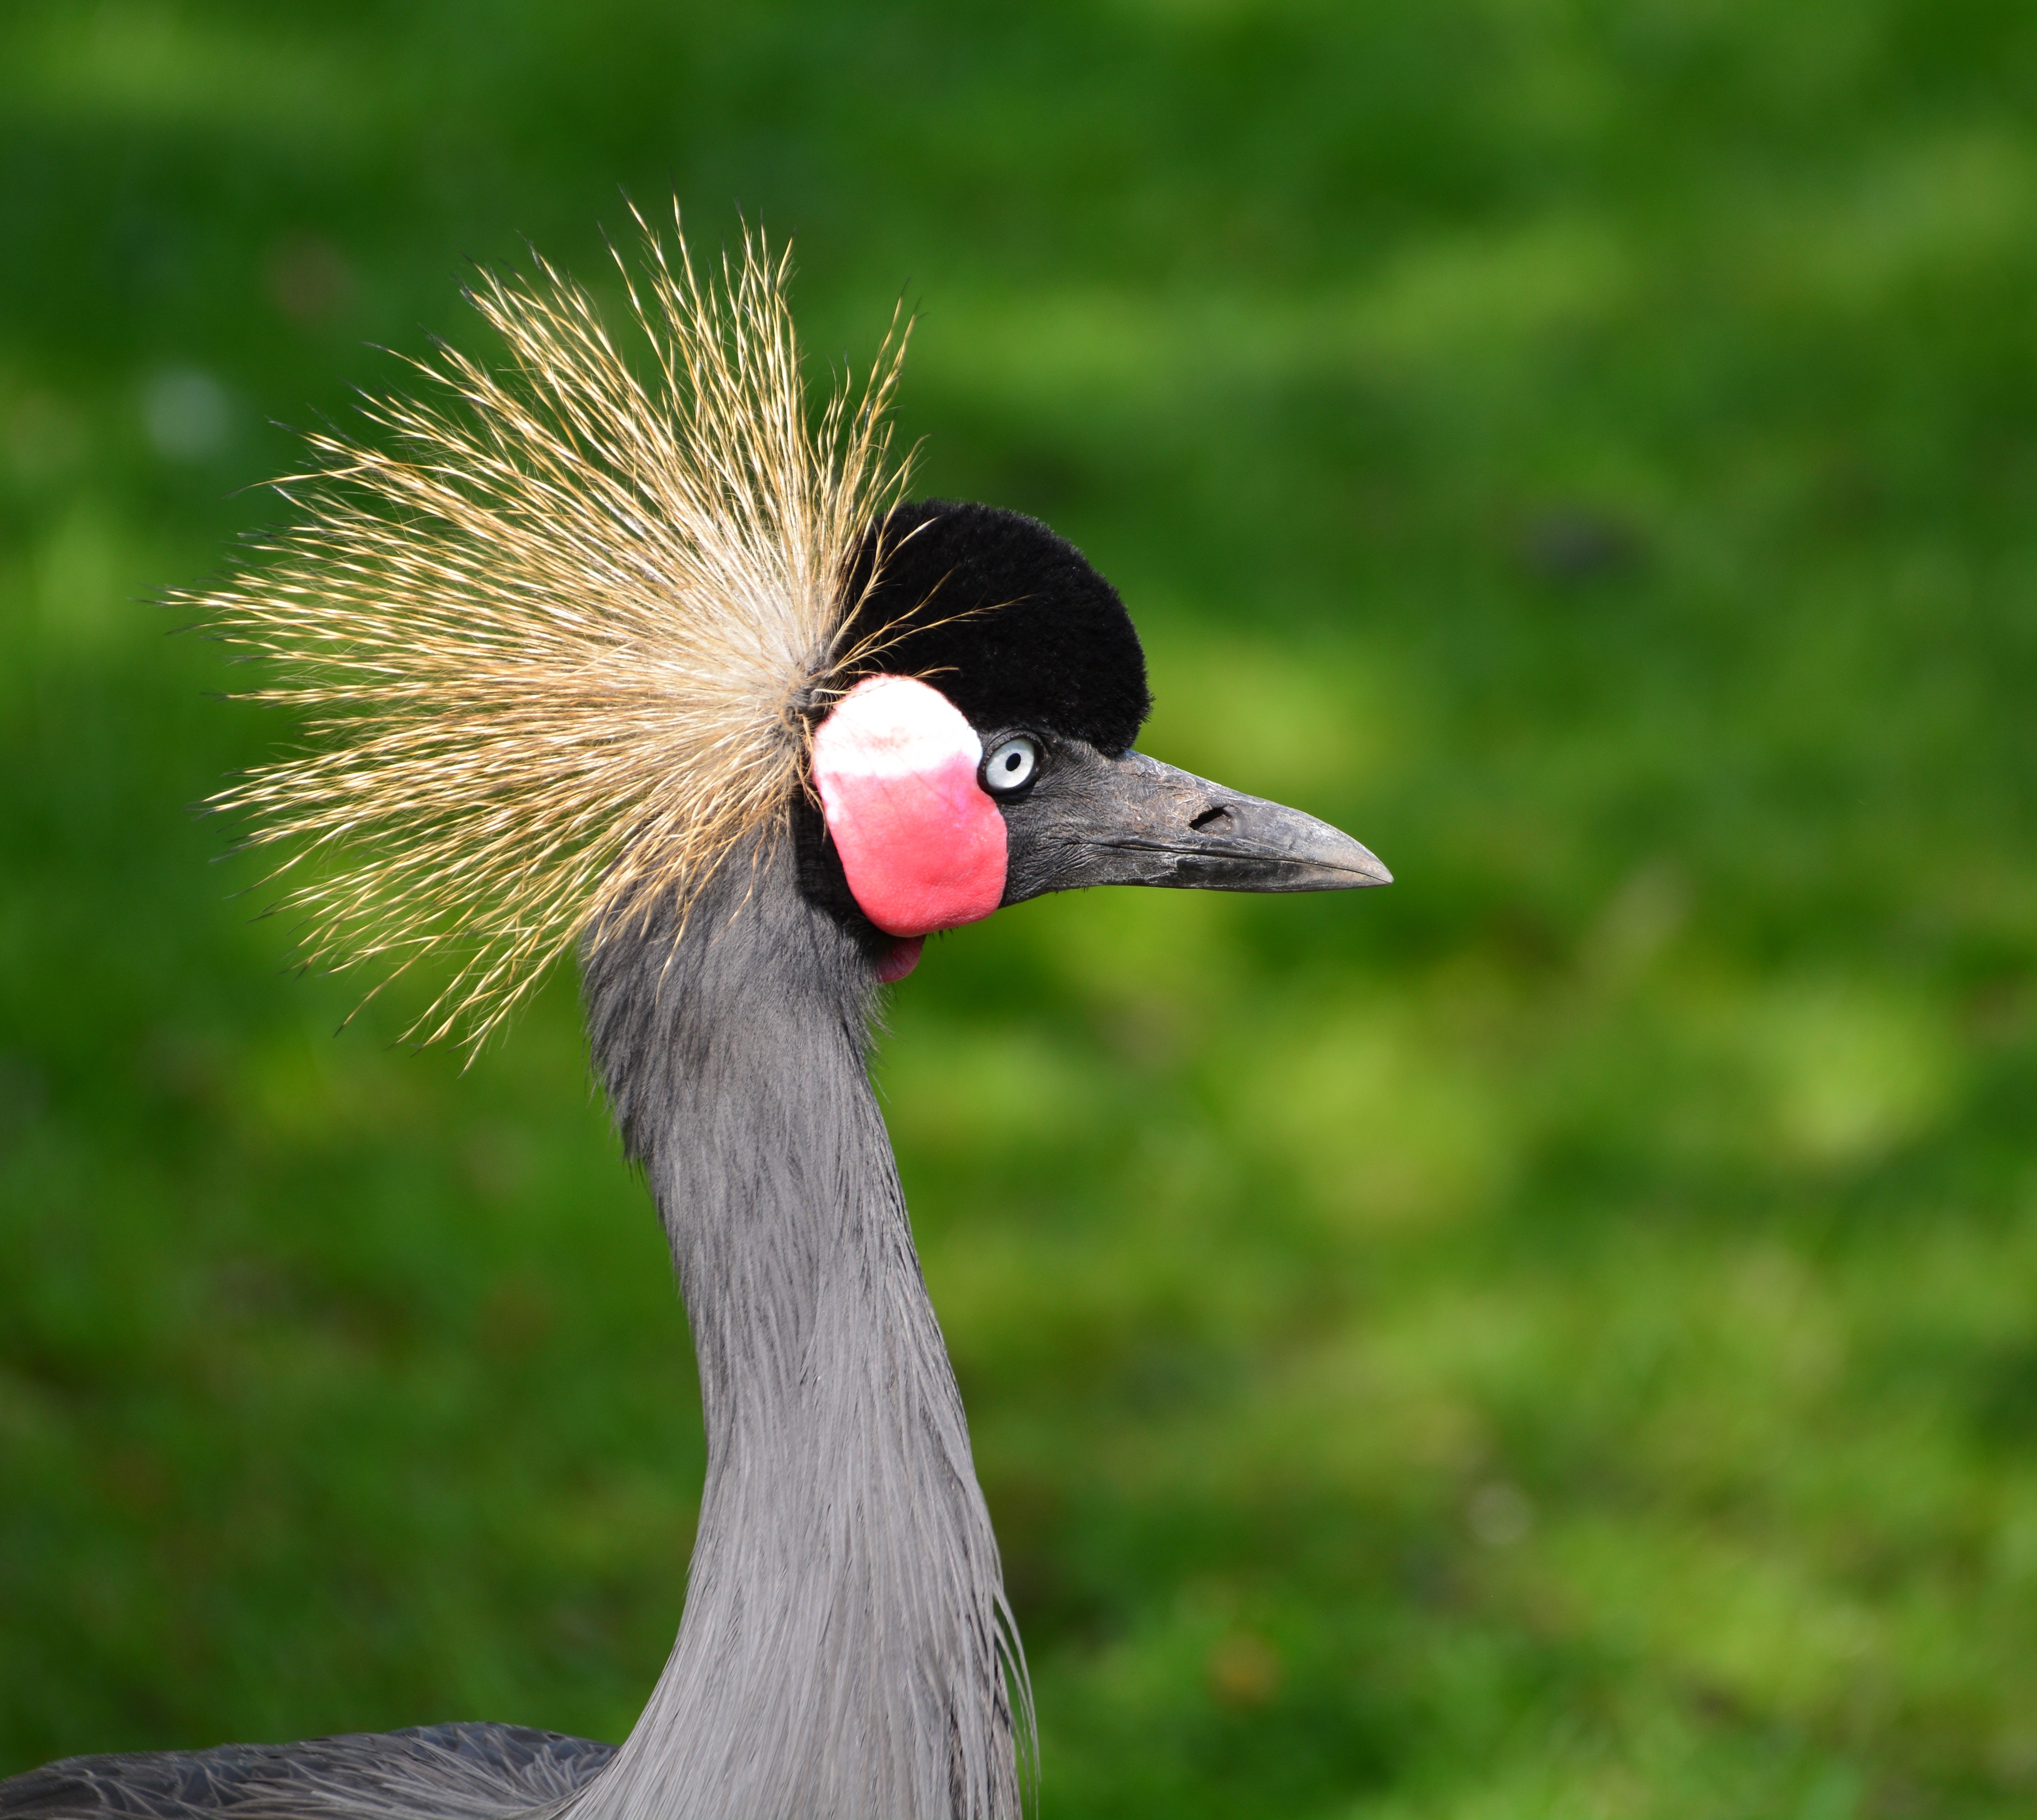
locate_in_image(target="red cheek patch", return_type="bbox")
[811,675,1008,939]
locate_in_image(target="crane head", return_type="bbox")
[193,218,1386,1040]
[807,500,1389,979]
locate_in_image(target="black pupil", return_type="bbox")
[1003,751,1021,771]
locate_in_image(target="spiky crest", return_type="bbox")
[188,208,915,1049]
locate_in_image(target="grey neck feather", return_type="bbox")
[566,829,1027,1820]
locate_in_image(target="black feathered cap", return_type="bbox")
[841,500,1152,755]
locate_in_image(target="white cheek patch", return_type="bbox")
[818,674,980,780]
[811,675,1009,939]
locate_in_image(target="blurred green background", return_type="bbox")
[4,2,2036,1815]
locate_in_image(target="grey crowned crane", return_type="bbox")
[0,222,1388,1820]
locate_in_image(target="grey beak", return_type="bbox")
[1001,749,1391,905]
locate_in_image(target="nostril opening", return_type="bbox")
[1189,804,1229,831]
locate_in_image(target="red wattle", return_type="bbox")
[811,676,1008,939]
[877,937,924,983]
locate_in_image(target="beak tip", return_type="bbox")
[1341,840,1392,888]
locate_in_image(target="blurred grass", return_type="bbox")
[5,2,2037,1815]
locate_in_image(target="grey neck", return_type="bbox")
[567,830,1025,1820]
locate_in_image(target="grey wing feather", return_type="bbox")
[0,1725,617,1820]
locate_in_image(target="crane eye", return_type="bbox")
[980,735,1039,795]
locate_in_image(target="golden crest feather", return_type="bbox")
[187,210,914,1050]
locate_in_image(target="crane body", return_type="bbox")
[0,224,1387,1820]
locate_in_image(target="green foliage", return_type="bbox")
[5,2,2037,1814]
